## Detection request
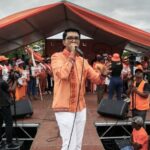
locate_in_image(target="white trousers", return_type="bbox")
[55,108,86,150]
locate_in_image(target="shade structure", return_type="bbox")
[0,1,150,54]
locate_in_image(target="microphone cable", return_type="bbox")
[67,56,85,150]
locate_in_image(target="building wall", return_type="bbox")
[45,39,123,64]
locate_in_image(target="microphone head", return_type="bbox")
[75,47,84,56]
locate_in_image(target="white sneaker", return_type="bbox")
[124,97,130,103]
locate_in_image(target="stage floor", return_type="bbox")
[16,93,150,150]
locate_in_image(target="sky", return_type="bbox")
[0,0,150,32]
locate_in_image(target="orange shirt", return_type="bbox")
[130,80,149,110]
[15,85,26,101]
[51,49,105,112]
[93,62,105,85]
[132,127,149,150]
[14,67,27,101]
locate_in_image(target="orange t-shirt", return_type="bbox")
[132,127,149,150]
[14,67,27,101]
[15,85,26,101]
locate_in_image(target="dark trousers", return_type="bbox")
[123,79,128,94]
[0,106,13,144]
[97,84,105,104]
[47,75,53,92]
[132,109,147,124]
[47,74,51,91]
[108,77,123,101]
[27,78,37,96]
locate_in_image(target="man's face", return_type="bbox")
[135,71,143,79]
[123,59,129,64]
[132,122,138,129]
[63,32,80,51]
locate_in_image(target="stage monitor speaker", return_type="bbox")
[11,98,33,118]
[115,139,132,149]
[97,99,129,119]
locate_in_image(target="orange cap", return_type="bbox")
[0,56,9,62]
[111,53,120,61]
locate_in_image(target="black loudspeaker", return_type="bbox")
[97,99,129,119]
[115,139,132,149]
[11,98,33,117]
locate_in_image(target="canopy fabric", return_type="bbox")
[0,1,150,54]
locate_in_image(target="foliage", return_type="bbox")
[6,39,45,59]
[122,50,130,57]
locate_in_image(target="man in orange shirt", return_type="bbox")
[131,116,149,150]
[51,28,111,150]
[128,69,150,123]
[93,55,106,104]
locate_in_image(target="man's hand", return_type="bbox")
[101,62,112,76]
[131,87,137,93]
[132,142,142,150]
[68,43,78,55]
[24,46,32,54]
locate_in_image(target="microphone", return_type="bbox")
[75,47,84,56]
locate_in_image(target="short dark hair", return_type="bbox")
[135,69,143,74]
[96,55,104,61]
[63,28,80,40]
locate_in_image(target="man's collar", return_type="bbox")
[62,48,79,57]
[62,48,72,57]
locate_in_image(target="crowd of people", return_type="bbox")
[0,28,150,149]
[92,52,150,149]
[93,53,150,99]
[0,52,53,100]
[93,52,150,122]
[0,50,53,149]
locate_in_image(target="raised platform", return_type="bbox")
[12,93,150,150]
[15,93,104,150]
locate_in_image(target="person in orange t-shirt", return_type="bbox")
[51,28,111,150]
[128,69,150,123]
[134,61,143,74]
[15,59,29,101]
[93,55,106,104]
[131,116,149,150]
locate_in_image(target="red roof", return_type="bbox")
[0,1,150,53]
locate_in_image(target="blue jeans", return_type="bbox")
[108,77,123,100]
[121,146,133,150]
